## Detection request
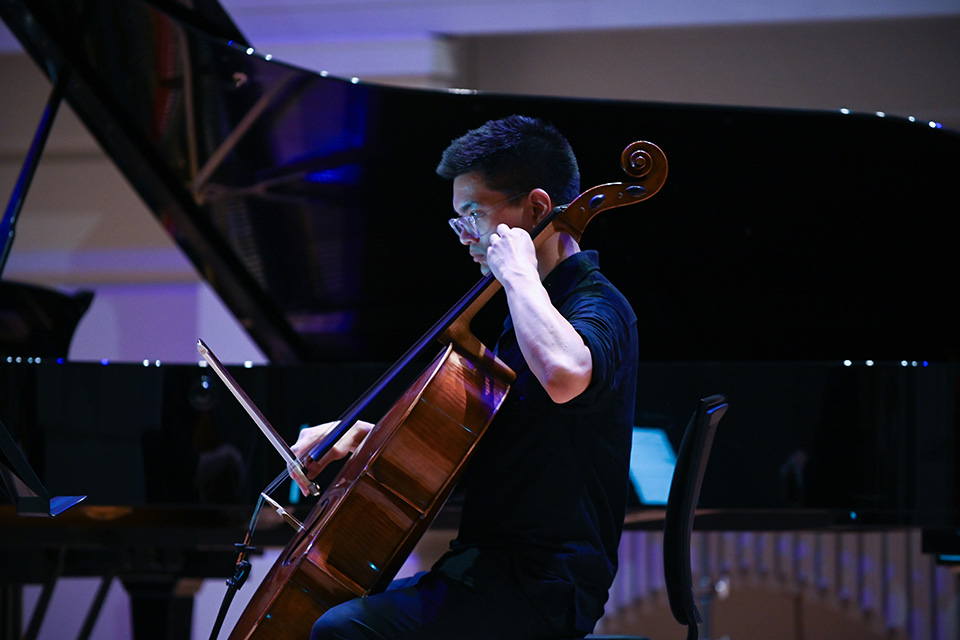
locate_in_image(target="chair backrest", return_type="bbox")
[663,394,728,640]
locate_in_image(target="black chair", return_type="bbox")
[661,394,728,640]
[586,394,728,640]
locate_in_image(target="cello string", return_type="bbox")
[243,493,266,544]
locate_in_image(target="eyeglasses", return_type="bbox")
[448,191,529,238]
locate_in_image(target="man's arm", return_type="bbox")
[486,223,592,404]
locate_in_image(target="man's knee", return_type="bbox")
[310,599,364,640]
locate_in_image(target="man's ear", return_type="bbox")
[529,188,553,223]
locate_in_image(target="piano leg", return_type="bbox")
[77,576,113,640]
[1,586,22,640]
[123,579,201,640]
[0,552,61,640]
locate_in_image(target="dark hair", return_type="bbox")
[436,115,580,205]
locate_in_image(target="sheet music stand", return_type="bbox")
[0,417,85,516]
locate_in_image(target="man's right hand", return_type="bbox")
[291,420,374,479]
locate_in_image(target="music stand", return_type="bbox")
[0,417,85,516]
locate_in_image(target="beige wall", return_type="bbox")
[454,17,960,131]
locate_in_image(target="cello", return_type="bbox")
[225,140,668,640]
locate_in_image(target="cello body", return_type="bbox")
[228,344,513,640]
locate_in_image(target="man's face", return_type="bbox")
[451,171,530,275]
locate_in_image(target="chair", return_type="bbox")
[586,393,728,640]
[662,394,728,640]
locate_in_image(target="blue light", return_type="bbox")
[629,427,676,505]
[100,359,109,366]
[304,164,362,186]
[850,511,857,520]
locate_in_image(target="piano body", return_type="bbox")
[1,0,959,638]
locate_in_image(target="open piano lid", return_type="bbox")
[2,0,959,365]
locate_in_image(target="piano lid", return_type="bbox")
[2,0,960,364]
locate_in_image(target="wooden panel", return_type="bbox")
[372,399,477,510]
[317,475,421,588]
[228,539,358,640]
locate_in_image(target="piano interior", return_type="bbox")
[1,1,958,639]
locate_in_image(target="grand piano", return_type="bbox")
[1,1,959,639]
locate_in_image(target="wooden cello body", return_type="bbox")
[228,343,512,639]
[227,141,667,640]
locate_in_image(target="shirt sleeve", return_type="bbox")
[561,284,637,410]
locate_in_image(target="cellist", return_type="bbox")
[292,115,640,640]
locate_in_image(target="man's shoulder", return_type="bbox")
[572,256,635,317]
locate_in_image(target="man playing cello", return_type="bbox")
[293,115,639,639]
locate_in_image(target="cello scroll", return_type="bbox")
[551,140,668,241]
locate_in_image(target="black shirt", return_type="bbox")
[438,250,639,633]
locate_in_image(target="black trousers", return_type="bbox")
[310,553,586,640]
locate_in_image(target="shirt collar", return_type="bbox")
[542,250,601,303]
